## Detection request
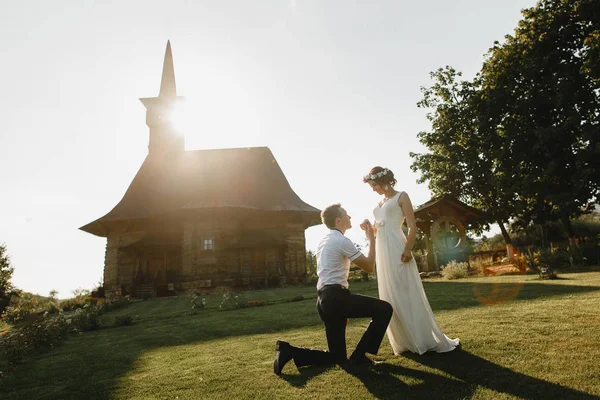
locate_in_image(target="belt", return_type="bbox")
[317,284,347,295]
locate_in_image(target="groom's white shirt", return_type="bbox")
[315,229,362,291]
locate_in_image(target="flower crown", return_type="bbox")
[363,168,389,183]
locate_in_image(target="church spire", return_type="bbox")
[139,41,185,156]
[159,41,177,98]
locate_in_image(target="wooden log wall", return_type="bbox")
[104,232,144,294]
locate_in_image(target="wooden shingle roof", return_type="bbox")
[80,147,320,236]
[414,194,490,225]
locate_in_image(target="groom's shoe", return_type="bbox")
[274,340,294,375]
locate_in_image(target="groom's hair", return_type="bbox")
[321,204,342,229]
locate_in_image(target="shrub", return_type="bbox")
[0,303,111,366]
[69,306,101,332]
[441,261,469,280]
[59,298,87,312]
[538,247,569,270]
[219,292,249,311]
[1,298,43,323]
[525,248,560,279]
[565,241,586,267]
[191,294,206,310]
[1,305,28,324]
[47,302,60,314]
[0,314,69,366]
[101,296,133,313]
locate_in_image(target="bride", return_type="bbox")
[361,166,459,355]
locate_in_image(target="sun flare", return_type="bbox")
[168,100,191,137]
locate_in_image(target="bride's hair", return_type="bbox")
[364,166,397,186]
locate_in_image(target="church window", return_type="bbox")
[202,238,214,251]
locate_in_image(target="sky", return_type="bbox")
[0,0,537,298]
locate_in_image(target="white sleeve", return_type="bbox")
[341,237,362,261]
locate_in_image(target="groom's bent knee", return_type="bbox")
[380,301,393,320]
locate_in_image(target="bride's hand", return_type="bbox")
[401,249,413,263]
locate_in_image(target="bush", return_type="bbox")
[59,297,87,312]
[441,260,469,280]
[191,294,206,310]
[538,247,569,270]
[219,292,249,311]
[101,296,133,313]
[0,315,69,365]
[524,248,560,279]
[68,306,101,332]
[0,303,111,366]
[0,298,44,323]
[565,240,587,267]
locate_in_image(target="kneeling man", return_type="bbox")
[274,204,393,374]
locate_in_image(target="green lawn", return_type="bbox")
[2,270,600,399]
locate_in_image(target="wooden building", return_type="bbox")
[414,194,489,271]
[80,42,321,297]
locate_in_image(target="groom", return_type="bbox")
[274,204,393,375]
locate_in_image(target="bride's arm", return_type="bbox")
[399,192,417,254]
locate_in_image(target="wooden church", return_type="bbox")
[80,42,321,297]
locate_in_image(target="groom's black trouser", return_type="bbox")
[291,285,393,367]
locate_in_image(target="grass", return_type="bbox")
[1,270,600,399]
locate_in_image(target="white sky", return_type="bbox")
[0,0,535,298]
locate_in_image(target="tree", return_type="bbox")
[410,67,517,250]
[305,250,317,279]
[0,243,15,299]
[579,0,600,80]
[412,0,600,250]
[480,0,600,237]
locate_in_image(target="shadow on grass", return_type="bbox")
[280,364,334,388]
[400,348,600,400]
[281,348,600,399]
[328,348,600,399]
[1,281,599,399]
[423,280,600,311]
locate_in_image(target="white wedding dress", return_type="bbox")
[374,191,459,355]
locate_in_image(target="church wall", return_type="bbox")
[181,219,240,290]
[104,237,119,293]
[283,224,307,284]
[104,232,145,295]
[178,218,308,291]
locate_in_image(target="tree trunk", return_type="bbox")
[497,219,515,258]
[497,219,513,245]
[560,213,575,243]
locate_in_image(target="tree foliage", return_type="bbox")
[411,0,600,242]
[0,243,15,299]
[481,0,600,234]
[411,67,516,243]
